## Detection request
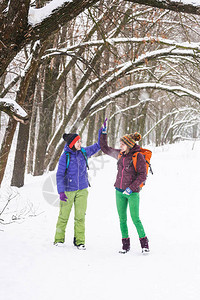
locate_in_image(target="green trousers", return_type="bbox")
[116,189,146,239]
[54,189,88,245]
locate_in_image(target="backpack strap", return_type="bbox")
[64,151,71,176]
[64,148,89,176]
[132,152,139,172]
[80,147,90,187]
[80,147,89,170]
[140,148,153,175]
[146,160,153,175]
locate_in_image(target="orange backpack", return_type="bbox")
[118,148,153,189]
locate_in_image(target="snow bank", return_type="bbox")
[0,141,200,300]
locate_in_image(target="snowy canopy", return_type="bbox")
[28,0,200,27]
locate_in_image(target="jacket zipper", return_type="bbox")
[120,157,125,189]
[77,152,79,190]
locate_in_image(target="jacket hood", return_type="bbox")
[130,144,141,153]
[64,144,75,153]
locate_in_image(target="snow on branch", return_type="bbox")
[90,82,200,112]
[69,47,200,132]
[28,0,73,26]
[0,98,29,124]
[44,36,200,58]
[131,0,200,16]
[143,107,199,139]
[109,99,155,120]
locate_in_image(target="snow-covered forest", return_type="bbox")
[1,0,200,187]
[1,1,200,299]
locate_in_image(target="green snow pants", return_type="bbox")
[54,188,88,245]
[116,189,146,239]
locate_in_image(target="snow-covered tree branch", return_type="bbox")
[44,36,200,56]
[90,82,200,112]
[1,0,200,79]
[0,98,28,124]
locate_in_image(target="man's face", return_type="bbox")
[74,139,82,150]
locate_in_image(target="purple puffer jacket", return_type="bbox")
[56,143,100,193]
[100,134,146,192]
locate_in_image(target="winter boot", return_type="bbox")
[76,244,86,250]
[54,242,65,247]
[74,237,86,250]
[140,236,150,254]
[119,237,130,254]
[73,237,77,246]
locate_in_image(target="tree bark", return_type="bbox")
[0,0,30,78]
[10,122,30,187]
[34,46,61,176]
[86,116,95,146]
[0,119,17,185]
[11,75,37,187]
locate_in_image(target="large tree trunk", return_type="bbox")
[27,91,40,174]
[10,122,30,187]
[34,63,60,176]
[86,116,95,146]
[11,74,37,187]
[0,0,30,78]
[0,119,17,185]
[0,41,47,184]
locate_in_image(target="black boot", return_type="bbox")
[119,237,130,254]
[139,236,150,254]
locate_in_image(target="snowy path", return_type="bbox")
[1,141,200,300]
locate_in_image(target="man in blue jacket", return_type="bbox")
[54,133,100,249]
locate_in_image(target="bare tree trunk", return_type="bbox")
[10,122,30,187]
[33,92,58,175]
[11,75,37,187]
[34,63,60,175]
[27,94,39,174]
[156,107,162,146]
[0,119,17,185]
[110,103,116,147]
[193,124,198,139]
[49,141,65,171]
[86,115,95,146]
[138,101,149,138]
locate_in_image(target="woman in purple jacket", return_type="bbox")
[54,133,100,249]
[100,122,149,254]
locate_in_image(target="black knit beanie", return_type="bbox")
[63,133,80,149]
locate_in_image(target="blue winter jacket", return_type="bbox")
[56,143,100,193]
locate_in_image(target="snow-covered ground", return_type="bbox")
[1,141,200,300]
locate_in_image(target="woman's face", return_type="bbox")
[120,141,129,153]
[74,139,82,150]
